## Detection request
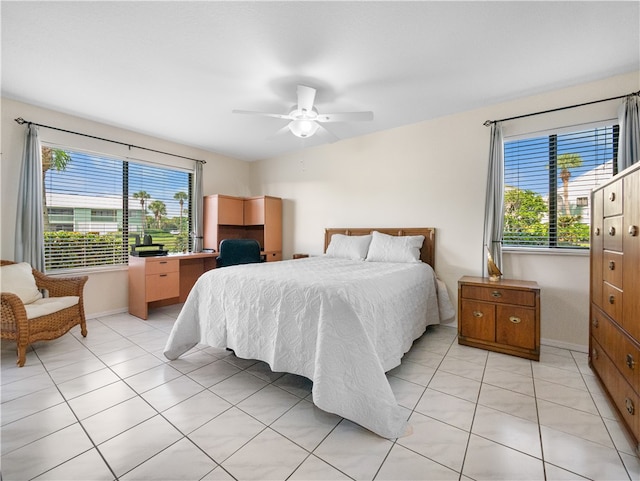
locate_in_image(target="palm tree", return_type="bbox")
[133,191,151,233]
[148,200,167,229]
[174,191,188,233]
[557,153,583,215]
[42,147,72,231]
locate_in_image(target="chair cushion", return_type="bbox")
[25,296,79,320]
[0,262,43,304]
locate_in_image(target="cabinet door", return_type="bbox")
[244,197,265,225]
[591,189,604,309]
[218,196,244,225]
[460,300,495,342]
[623,170,640,339]
[496,305,536,350]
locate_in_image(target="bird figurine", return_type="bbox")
[486,245,502,281]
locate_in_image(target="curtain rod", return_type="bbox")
[483,90,640,127]
[14,117,206,164]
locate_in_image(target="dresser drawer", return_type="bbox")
[591,306,617,357]
[603,216,623,252]
[145,258,179,275]
[602,282,623,324]
[602,251,623,289]
[145,272,180,301]
[591,337,639,441]
[611,328,640,396]
[603,180,623,217]
[461,285,535,307]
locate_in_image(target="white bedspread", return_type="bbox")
[164,256,452,438]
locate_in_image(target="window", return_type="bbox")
[42,146,192,272]
[503,124,618,249]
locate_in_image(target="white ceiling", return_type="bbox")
[2,1,639,161]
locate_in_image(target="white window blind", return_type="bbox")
[503,125,617,248]
[42,146,191,272]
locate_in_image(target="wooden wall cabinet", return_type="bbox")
[203,194,282,261]
[590,162,640,453]
[458,276,540,361]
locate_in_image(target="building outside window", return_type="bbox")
[42,145,192,272]
[503,124,617,249]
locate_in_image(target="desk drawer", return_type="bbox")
[461,285,535,307]
[146,272,179,301]
[145,259,179,275]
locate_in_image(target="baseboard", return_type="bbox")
[86,307,129,320]
[541,337,588,353]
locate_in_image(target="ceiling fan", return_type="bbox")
[232,85,373,140]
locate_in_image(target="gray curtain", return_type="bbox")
[15,124,45,271]
[482,122,504,277]
[192,160,204,253]
[618,94,640,172]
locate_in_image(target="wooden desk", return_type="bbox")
[128,252,216,320]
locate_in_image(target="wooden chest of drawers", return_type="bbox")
[590,161,640,452]
[458,276,540,360]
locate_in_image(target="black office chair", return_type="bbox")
[216,239,263,268]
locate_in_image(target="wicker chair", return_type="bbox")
[1,260,88,367]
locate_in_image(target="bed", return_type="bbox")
[164,227,453,438]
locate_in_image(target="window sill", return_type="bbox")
[502,247,589,257]
[47,264,128,276]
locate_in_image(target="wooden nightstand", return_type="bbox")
[458,276,540,360]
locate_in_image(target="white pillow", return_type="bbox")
[365,231,425,263]
[0,262,43,304]
[325,234,372,261]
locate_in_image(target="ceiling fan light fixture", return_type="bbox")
[288,119,319,138]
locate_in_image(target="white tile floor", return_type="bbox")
[2,305,639,481]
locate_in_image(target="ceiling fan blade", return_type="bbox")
[316,123,340,143]
[232,109,291,120]
[266,124,292,141]
[316,111,374,122]
[296,85,316,112]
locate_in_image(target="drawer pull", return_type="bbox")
[629,225,639,237]
[594,227,601,236]
[609,192,616,202]
[592,348,599,360]
[473,311,484,318]
[159,261,168,264]
[608,260,615,270]
[608,226,616,236]
[609,295,615,305]
[592,318,599,328]
[626,354,636,370]
[509,316,521,324]
[491,291,502,298]
[625,398,635,415]
[159,274,168,277]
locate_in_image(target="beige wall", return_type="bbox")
[250,71,640,351]
[2,71,638,348]
[1,97,251,316]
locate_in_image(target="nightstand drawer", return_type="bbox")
[461,285,535,307]
[145,259,179,275]
[145,272,180,301]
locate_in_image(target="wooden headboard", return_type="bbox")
[324,228,436,268]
